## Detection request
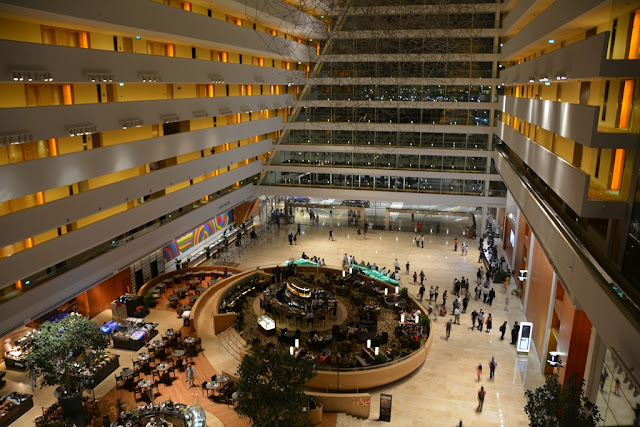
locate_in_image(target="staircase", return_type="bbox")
[217,327,249,362]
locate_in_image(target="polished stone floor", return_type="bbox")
[225,209,547,426]
[2,208,546,427]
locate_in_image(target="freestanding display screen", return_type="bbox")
[379,394,392,422]
[517,322,533,353]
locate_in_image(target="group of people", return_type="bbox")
[300,252,326,266]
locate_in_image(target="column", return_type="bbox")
[583,328,607,405]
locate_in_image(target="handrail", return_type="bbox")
[496,146,640,328]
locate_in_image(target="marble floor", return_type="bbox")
[1,209,546,427]
[221,210,547,426]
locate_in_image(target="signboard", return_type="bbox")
[517,321,533,354]
[379,394,392,422]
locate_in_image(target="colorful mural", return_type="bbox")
[162,209,234,263]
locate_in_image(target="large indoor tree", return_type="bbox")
[524,373,602,427]
[235,349,317,427]
[25,314,109,394]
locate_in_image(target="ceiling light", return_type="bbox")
[548,39,555,44]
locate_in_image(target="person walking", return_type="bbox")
[329,228,334,241]
[471,310,478,330]
[499,321,507,340]
[489,356,497,380]
[442,289,448,308]
[446,318,452,340]
[288,230,293,245]
[454,307,461,324]
[462,295,469,313]
[413,271,417,285]
[434,286,440,303]
[418,284,425,301]
[454,238,458,252]
[429,286,435,302]
[296,222,301,236]
[394,258,400,273]
[477,386,486,412]
[477,364,483,381]
[419,270,425,285]
[485,313,493,333]
[406,261,410,275]
[421,234,424,248]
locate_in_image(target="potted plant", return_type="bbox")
[25,314,108,427]
[419,315,431,337]
[399,287,409,299]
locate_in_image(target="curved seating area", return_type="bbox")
[185,264,432,397]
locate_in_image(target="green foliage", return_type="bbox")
[374,354,388,365]
[524,373,602,427]
[399,287,409,299]
[235,349,317,427]
[25,314,108,393]
[419,315,431,337]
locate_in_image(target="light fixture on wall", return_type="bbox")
[161,114,180,123]
[0,131,33,146]
[528,77,535,83]
[519,270,528,282]
[210,74,224,83]
[120,119,144,129]
[218,107,232,116]
[138,72,161,82]
[538,76,549,82]
[66,123,97,137]
[555,74,567,80]
[547,351,563,367]
[86,72,114,82]
[11,70,53,82]
[193,110,209,119]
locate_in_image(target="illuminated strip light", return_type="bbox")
[0,131,32,146]
[611,149,625,191]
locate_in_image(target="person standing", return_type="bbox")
[462,295,469,313]
[288,230,293,245]
[489,356,497,379]
[485,314,493,333]
[419,270,425,285]
[488,288,496,306]
[477,386,486,412]
[442,290,448,308]
[405,261,410,275]
[454,238,458,252]
[413,271,417,285]
[511,321,520,345]
[446,318,452,340]
[454,307,461,325]
[418,284,425,301]
[421,234,424,248]
[429,286,435,302]
[186,363,195,388]
[434,286,440,303]
[394,258,400,273]
[477,364,483,381]
[329,228,334,241]
[499,321,507,340]
[477,310,484,332]
[471,310,478,330]
[296,222,301,236]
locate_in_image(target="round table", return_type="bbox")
[196,287,207,294]
[172,349,184,358]
[167,295,178,302]
[188,294,199,302]
[138,379,152,389]
[176,286,188,293]
[156,363,169,372]
[180,305,192,311]
[183,336,196,345]
[137,353,150,362]
[217,374,230,383]
[120,368,134,379]
[165,329,177,337]
[150,340,163,348]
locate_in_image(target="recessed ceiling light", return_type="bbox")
[135,36,141,40]
[548,39,555,44]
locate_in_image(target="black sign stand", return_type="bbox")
[379,393,392,422]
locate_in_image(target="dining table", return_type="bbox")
[180,304,192,312]
[183,336,196,345]
[138,379,154,401]
[188,294,199,302]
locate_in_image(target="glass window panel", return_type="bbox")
[356,38,376,54]
[378,85,398,101]
[378,107,398,123]
[356,62,377,78]
[489,181,507,197]
[420,155,442,170]
[359,174,374,188]
[355,85,376,101]
[446,85,470,102]
[399,85,422,101]
[374,175,388,189]
[398,132,420,146]
[399,109,421,124]
[466,156,486,172]
[422,133,444,147]
[355,130,375,145]
[444,133,466,149]
[405,177,419,191]
[376,131,397,146]
[353,153,374,167]
[334,130,353,145]
[419,177,441,192]
[309,130,331,145]
[334,107,353,122]
[464,179,485,195]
